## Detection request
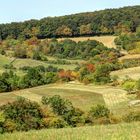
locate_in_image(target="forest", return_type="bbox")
[0,6,140,40]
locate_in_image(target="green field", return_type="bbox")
[0,82,132,114]
[0,54,78,75]
[0,83,105,111]
[0,122,139,140]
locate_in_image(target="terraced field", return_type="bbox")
[0,82,129,113]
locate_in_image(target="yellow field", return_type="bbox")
[111,66,140,80]
[119,54,140,61]
[0,82,130,114]
[57,36,117,48]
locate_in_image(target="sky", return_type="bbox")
[0,0,140,24]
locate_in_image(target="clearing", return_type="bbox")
[57,36,117,48]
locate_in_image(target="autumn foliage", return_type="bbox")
[86,63,95,72]
[58,70,77,81]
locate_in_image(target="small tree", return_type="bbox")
[122,81,136,94]
[42,95,85,127]
[89,104,110,119]
[1,97,43,131]
[42,95,73,116]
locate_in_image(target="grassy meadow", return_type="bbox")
[0,122,139,140]
[1,82,135,115]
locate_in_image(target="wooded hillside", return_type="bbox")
[0,6,140,40]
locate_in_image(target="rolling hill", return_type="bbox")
[0,122,139,140]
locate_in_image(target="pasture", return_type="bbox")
[0,82,131,114]
[0,122,139,140]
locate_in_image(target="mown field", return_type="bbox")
[0,82,134,115]
[57,36,117,48]
[0,122,139,140]
[111,66,140,81]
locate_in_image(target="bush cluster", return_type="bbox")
[0,95,139,134]
[0,95,121,134]
[0,66,58,92]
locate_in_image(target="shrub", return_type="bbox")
[1,97,43,131]
[0,112,5,134]
[93,64,112,84]
[42,95,85,127]
[89,104,110,119]
[0,71,20,92]
[3,119,17,133]
[137,92,140,99]
[109,114,122,124]
[64,108,85,127]
[3,64,15,70]
[41,107,67,128]
[83,77,90,85]
[46,117,67,128]
[33,51,41,60]
[122,80,136,94]
[93,117,111,125]
[124,111,140,122]
[42,95,73,116]
[0,49,5,55]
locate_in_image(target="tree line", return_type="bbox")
[0,6,140,40]
[0,38,121,60]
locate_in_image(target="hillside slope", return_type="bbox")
[0,122,139,140]
[0,6,139,39]
[58,36,117,48]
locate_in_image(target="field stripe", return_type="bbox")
[47,84,128,108]
[14,90,42,102]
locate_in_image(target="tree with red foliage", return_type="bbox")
[86,63,95,73]
[58,70,73,82]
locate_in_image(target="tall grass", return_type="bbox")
[0,122,139,140]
